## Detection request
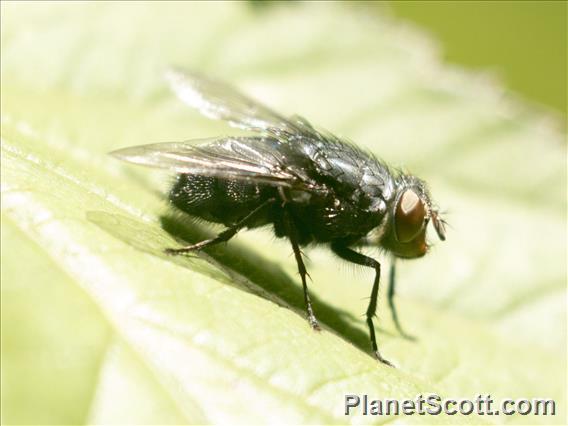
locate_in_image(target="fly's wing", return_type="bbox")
[166,68,319,138]
[110,137,319,189]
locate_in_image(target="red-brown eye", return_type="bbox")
[395,189,426,242]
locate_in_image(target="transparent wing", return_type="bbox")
[110,137,310,187]
[166,68,308,136]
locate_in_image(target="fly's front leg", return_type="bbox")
[165,197,275,255]
[283,209,320,331]
[331,242,394,367]
[387,260,415,340]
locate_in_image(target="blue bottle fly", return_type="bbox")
[111,69,447,366]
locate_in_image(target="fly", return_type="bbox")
[111,68,447,366]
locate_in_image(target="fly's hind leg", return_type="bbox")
[165,197,275,255]
[164,225,239,254]
[283,209,320,331]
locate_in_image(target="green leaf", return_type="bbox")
[1,2,565,424]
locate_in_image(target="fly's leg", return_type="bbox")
[165,198,275,255]
[331,242,394,367]
[283,209,320,331]
[164,225,238,254]
[387,260,415,341]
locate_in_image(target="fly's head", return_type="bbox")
[380,175,446,259]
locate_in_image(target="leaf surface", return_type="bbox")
[1,2,565,424]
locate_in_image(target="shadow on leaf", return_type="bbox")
[88,209,394,358]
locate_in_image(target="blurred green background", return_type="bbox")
[388,1,566,116]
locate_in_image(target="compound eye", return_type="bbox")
[395,189,426,242]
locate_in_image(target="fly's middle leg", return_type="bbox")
[283,209,320,331]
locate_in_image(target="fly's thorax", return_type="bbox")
[362,212,390,246]
[358,166,397,245]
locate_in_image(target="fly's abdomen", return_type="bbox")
[169,174,275,227]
